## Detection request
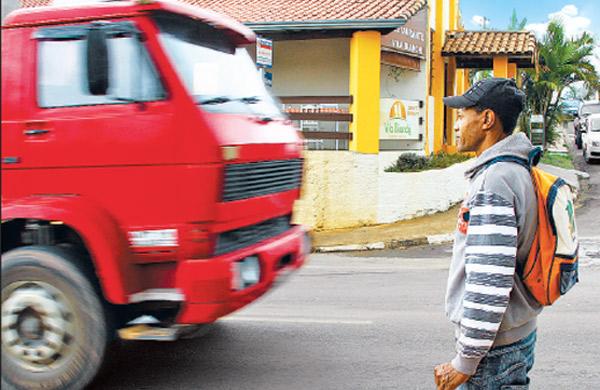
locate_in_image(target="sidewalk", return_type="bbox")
[311,204,459,252]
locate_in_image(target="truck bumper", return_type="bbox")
[174,225,309,324]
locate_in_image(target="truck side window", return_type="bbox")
[37,25,165,108]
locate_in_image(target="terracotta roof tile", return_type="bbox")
[182,0,426,23]
[442,30,537,56]
[20,0,427,25]
[20,0,51,7]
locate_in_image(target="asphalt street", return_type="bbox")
[94,254,599,389]
[92,126,600,390]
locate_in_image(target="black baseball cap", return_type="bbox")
[443,77,525,113]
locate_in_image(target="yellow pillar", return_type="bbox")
[446,57,457,148]
[463,70,471,91]
[493,55,509,78]
[450,0,458,30]
[349,31,381,154]
[431,0,445,154]
[456,69,465,95]
[508,63,517,79]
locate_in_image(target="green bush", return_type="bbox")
[540,151,574,169]
[385,152,472,173]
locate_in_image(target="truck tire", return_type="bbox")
[1,246,108,390]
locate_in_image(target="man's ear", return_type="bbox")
[481,109,496,131]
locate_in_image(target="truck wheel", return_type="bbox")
[1,246,108,390]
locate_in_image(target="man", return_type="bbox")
[433,78,542,390]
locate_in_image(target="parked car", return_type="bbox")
[574,101,600,149]
[582,114,600,163]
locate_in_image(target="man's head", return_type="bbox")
[443,78,525,154]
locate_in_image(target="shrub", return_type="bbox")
[385,152,471,173]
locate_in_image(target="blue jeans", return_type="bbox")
[459,331,536,390]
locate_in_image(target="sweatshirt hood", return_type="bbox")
[465,132,535,179]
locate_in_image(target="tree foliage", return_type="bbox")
[520,20,599,147]
[508,9,527,31]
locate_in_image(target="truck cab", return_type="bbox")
[1,1,308,388]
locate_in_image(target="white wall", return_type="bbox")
[272,38,350,96]
[377,159,472,223]
[293,151,378,230]
[380,62,427,102]
[294,151,473,229]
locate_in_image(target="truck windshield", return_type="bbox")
[152,12,282,119]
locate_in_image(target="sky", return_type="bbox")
[460,0,600,74]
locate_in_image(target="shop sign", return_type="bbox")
[381,9,427,59]
[256,37,273,68]
[380,99,421,140]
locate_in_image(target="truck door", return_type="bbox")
[21,20,175,169]
[15,19,180,223]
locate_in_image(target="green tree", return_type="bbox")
[507,9,527,31]
[520,20,599,147]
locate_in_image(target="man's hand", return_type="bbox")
[434,362,470,390]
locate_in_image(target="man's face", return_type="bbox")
[455,108,487,153]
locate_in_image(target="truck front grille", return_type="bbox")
[222,159,303,202]
[215,215,292,256]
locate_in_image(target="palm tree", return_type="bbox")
[520,20,599,146]
[507,9,527,31]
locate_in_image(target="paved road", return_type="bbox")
[565,121,600,264]
[92,126,599,389]
[94,250,599,389]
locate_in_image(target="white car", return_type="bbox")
[582,114,600,163]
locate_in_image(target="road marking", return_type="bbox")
[221,316,373,325]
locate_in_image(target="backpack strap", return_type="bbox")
[481,147,542,278]
[483,147,542,171]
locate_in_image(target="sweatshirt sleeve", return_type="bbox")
[451,190,517,375]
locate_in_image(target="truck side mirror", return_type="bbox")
[86,27,109,95]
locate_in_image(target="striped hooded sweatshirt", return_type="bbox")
[446,133,543,375]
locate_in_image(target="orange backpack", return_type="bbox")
[489,149,579,306]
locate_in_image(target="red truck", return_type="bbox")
[1,1,308,388]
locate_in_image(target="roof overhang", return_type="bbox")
[446,55,536,69]
[441,30,537,69]
[246,19,407,40]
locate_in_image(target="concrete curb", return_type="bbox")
[313,233,454,253]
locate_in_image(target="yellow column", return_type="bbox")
[445,57,457,148]
[463,70,471,91]
[349,31,381,154]
[450,0,458,30]
[493,55,509,78]
[431,0,445,153]
[508,63,517,79]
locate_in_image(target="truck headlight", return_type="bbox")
[592,141,600,147]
